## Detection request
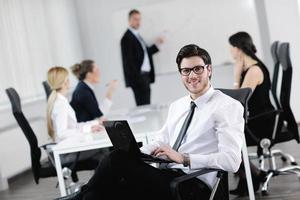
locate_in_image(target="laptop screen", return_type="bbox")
[103,120,141,156]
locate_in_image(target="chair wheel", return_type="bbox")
[261,190,269,196]
[291,161,298,165]
[281,156,287,162]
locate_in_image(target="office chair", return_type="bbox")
[270,41,281,109]
[170,88,252,200]
[5,88,98,185]
[42,81,52,100]
[246,43,300,194]
[263,41,298,165]
[248,41,297,166]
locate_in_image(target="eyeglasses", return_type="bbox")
[179,65,208,76]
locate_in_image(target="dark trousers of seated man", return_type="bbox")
[81,150,211,200]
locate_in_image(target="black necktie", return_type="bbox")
[172,102,196,151]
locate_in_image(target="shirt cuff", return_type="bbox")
[189,154,208,170]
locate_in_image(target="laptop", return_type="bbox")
[103,120,172,163]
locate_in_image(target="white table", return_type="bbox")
[53,104,255,199]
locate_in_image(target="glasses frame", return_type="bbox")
[179,64,208,76]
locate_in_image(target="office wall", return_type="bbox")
[0,0,83,108]
[263,0,300,120]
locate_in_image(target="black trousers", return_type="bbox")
[131,72,151,106]
[81,150,211,200]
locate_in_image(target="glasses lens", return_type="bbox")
[180,68,190,76]
[193,66,204,74]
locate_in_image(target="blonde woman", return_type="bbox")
[47,66,103,143]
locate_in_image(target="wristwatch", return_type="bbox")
[182,153,190,167]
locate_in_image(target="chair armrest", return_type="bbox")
[40,143,57,167]
[248,109,282,121]
[170,168,225,200]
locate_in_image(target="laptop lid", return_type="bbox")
[103,120,141,156]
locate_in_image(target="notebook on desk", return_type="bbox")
[103,120,172,163]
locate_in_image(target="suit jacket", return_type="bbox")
[120,29,159,87]
[70,81,103,122]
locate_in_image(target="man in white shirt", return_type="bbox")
[77,44,244,200]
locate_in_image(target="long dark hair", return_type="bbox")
[71,60,95,81]
[229,32,263,64]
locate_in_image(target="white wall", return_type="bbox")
[0,0,83,108]
[263,0,300,120]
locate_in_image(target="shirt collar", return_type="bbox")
[57,92,69,103]
[83,80,95,90]
[190,85,214,108]
[128,27,139,36]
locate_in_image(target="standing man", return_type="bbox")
[121,9,164,106]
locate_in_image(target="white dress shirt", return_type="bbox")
[84,80,113,116]
[128,27,151,72]
[51,93,98,143]
[141,86,244,188]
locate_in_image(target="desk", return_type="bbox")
[53,104,255,200]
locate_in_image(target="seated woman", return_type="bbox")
[229,31,275,195]
[47,66,103,142]
[70,60,118,122]
[47,66,105,171]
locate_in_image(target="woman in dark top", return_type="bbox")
[229,32,275,195]
[70,60,118,122]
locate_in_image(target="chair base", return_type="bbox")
[261,163,300,194]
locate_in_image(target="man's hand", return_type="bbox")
[155,36,164,45]
[151,145,184,164]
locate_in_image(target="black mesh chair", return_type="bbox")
[246,43,300,194]
[42,81,52,100]
[170,88,252,200]
[5,87,98,185]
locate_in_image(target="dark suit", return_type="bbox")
[121,29,159,106]
[70,81,103,122]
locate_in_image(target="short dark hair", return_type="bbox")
[71,59,95,81]
[176,44,211,69]
[128,9,140,18]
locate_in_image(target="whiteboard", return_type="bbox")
[112,0,262,75]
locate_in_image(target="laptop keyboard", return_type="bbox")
[140,152,172,163]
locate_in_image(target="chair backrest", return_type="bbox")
[216,88,252,199]
[217,88,252,121]
[42,81,52,100]
[5,88,42,184]
[276,43,299,143]
[270,41,281,109]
